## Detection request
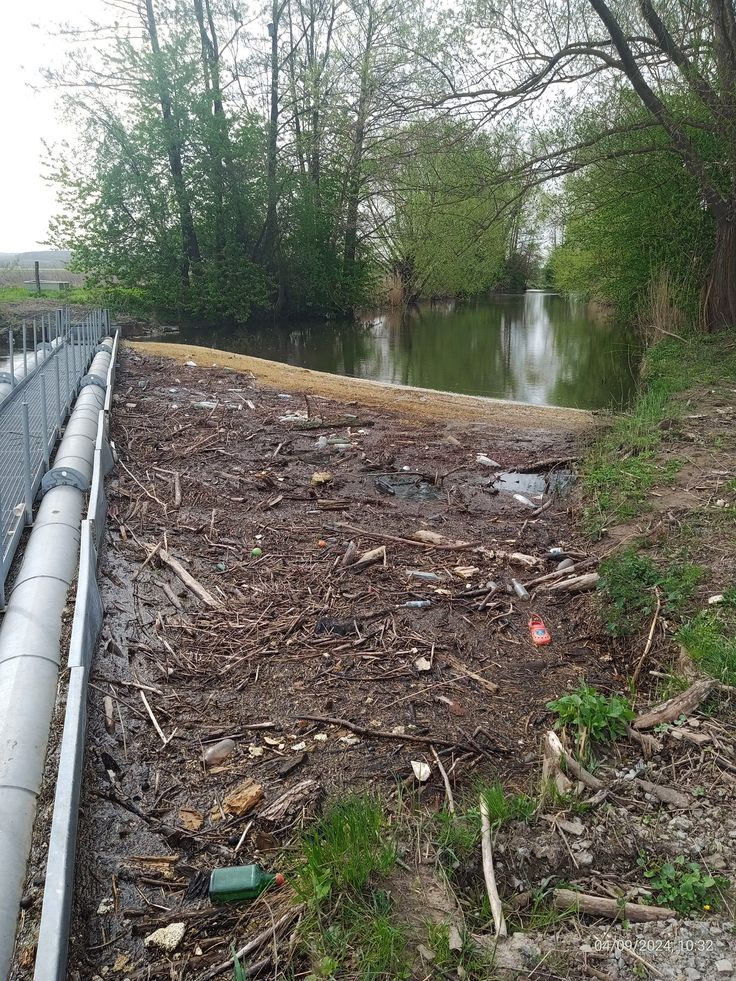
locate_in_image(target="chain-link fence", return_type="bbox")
[0,308,110,607]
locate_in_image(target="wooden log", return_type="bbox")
[552,888,675,922]
[159,549,221,608]
[480,796,507,937]
[354,545,386,568]
[544,572,599,594]
[633,678,717,730]
[633,778,689,809]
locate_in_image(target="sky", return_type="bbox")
[0,0,98,253]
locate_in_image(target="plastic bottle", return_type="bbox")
[203,738,235,765]
[209,865,284,903]
[511,579,530,601]
[400,600,431,608]
[513,493,537,508]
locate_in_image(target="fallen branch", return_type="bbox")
[193,906,304,981]
[159,549,221,608]
[132,540,162,583]
[524,456,578,473]
[140,691,176,746]
[522,556,598,589]
[326,521,477,550]
[633,678,718,730]
[552,889,675,922]
[354,545,387,568]
[480,795,507,937]
[543,572,599,594]
[625,725,662,759]
[442,653,499,694]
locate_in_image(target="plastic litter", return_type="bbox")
[204,738,236,764]
[406,570,441,582]
[476,454,500,467]
[529,615,551,645]
[513,493,537,508]
[400,600,431,608]
[251,547,262,557]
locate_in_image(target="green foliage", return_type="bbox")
[550,95,717,324]
[547,680,634,757]
[677,590,736,685]
[597,550,703,637]
[295,796,408,980]
[637,852,730,915]
[232,948,248,981]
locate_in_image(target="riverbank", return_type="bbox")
[9,338,736,981]
[127,339,599,430]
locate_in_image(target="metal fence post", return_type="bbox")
[54,356,62,432]
[33,318,38,369]
[0,471,5,610]
[55,309,62,342]
[23,323,27,376]
[40,374,50,470]
[9,330,14,388]
[64,328,70,413]
[22,402,33,525]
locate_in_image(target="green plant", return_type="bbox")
[637,852,730,914]
[547,679,634,759]
[677,593,736,685]
[232,948,249,981]
[597,550,703,637]
[294,795,409,980]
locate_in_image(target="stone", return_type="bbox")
[669,816,693,832]
[145,922,186,952]
[716,961,733,974]
[416,944,435,962]
[684,969,701,980]
[448,925,462,951]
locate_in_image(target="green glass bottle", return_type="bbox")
[209,864,284,903]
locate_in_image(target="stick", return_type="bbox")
[159,549,221,608]
[174,472,182,508]
[159,582,183,611]
[522,556,598,589]
[431,746,455,814]
[633,678,717,729]
[632,592,661,687]
[543,572,599,593]
[442,653,499,694]
[193,907,303,981]
[294,714,476,753]
[132,540,162,583]
[552,889,675,923]
[326,521,477,550]
[480,795,507,937]
[140,691,176,746]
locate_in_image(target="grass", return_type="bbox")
[676,589,736,686]
[596,549,703,637]
[293,794,409,980]
[581,329,736,537]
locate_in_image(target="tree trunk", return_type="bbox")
[144,0,201,287]
[704,210,736,331]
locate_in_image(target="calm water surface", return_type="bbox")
[146,292,641,410]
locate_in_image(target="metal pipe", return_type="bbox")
[0,341,112,978]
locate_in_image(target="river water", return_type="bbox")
[145,291,641,410]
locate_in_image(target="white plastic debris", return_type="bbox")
[184,360,197,366]
[476,454,500,467]
[414,656,432,672]
[411,760,431,782]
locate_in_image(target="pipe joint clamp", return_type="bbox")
[80,373,107,391]
[41,466,89,494]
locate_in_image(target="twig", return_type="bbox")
[192,906,304,981]
[132,540,162,583]
[431,746,455,814]
[159,549,221,608]
[293,714,476,753]
[632,591,661,688]
[140,691,176,746]
[480,795,507,937]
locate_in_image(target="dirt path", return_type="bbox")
[128,340,598,431]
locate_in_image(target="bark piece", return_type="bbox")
[633,778,689,808]
[480,795,507,937]
[354,545,386,568]
[633,679,717,729]
[553,889,675,922]
[218,779,264,818]
[259,778,321,824]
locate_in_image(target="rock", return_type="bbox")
[716,961,734,974]
[669,816,693,832]
[448,924,462,951]
[145,922,186,952]
[96,897,114,915]
[685,969,702,981]
[416,944,435,962]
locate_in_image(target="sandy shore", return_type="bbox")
[127,340,599,431]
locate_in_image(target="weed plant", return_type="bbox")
[597,549,702,637]
[547,680,634,760]
[637,852,730,915]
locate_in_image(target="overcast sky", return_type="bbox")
[0,0,99,253]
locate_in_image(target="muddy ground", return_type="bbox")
[9,343,736,981]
